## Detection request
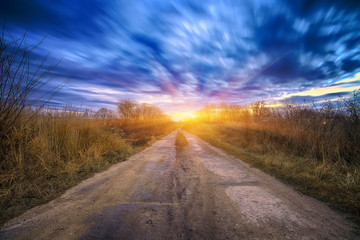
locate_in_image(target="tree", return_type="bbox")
[95,107,116,119]
[117,99,166,120]
[117,99,139,120]
[139,103,164,120]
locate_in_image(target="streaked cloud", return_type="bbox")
[336,72,360,84]
[278,85,359,99]
[1,0,359,116]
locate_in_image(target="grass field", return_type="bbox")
[0,109,175,225]
[183,95,360,221]
[0,29,178,225]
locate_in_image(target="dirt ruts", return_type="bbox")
[1,131,358,239]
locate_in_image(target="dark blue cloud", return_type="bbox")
[1,0,359,114]
[131,33,163,55]
[285,0,360,18]
[1,0,108,40]
[341,59,360,72]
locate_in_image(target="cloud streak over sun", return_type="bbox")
[1,0,359,115]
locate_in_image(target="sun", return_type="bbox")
[166,111,198,121]
[189,113,197,118]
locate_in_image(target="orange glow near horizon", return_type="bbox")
[166,111,198,121]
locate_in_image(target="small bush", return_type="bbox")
[175,131,188,146]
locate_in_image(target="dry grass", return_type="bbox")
[186,123,360,216]
[0,28,177,225]
[0,109,175,225]
[184,94,360,221]
[106,118,176,147]
[175,131,188,146]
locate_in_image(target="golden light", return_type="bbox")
[166,111,198,121]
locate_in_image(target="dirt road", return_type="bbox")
[1,131,358,239]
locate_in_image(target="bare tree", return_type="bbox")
[117,99,139,120]
[0,26,63,163]
[0,27,62,134]
[117,99,165,120]
[140,103,164,120]
[95,107,116,119]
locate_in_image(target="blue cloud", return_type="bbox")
[1,0,359,113]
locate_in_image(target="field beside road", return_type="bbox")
[0,110,175,225]
[183,97,360,222]
[1,131,357,239]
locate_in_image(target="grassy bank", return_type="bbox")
[183,95,360,220]
[0,110,175,225]
[185,123,360,220]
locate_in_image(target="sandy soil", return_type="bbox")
[1,130,359,239]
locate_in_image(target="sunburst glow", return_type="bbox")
[166,111,197,121]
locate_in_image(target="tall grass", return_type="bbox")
[0,108,175,225]
[184,91,360,219]
[106,118,176,146]
[193,92,360,165]
[0,28,176,225]
[0,109,128,224]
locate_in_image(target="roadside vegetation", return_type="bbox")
[0,104,175,225]
[183,93,360,220]
[175,131,188,147]
[0,30,175,225]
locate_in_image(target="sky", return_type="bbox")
[1,0,360,119]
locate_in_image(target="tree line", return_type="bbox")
[94,99,167,121]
